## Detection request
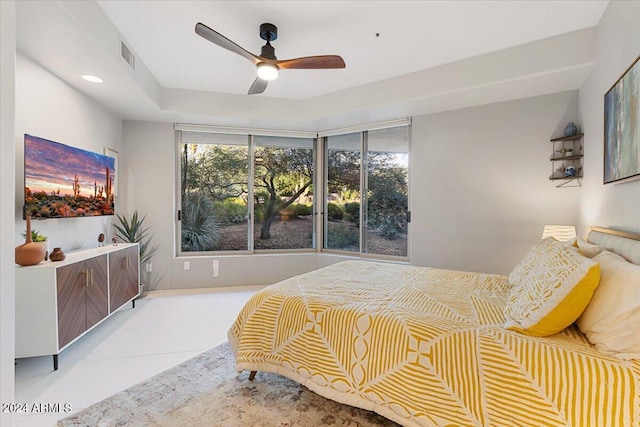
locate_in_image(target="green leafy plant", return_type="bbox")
[113,210,158,266]
[293,203,312,217]
[222,199,247,224]
[327,223,359,249]
[181,192,221,251]
[327,202,344,221]
[344,202,360,224]
[22,228,47,242]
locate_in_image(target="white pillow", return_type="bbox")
[575,237,605,258]
[576,250,640,360]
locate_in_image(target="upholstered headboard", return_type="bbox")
[587,227,640,265]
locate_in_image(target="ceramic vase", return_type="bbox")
[35,240,50,261]
[49,247,66,262]
[15,216,46,266]
[564,122,577,137]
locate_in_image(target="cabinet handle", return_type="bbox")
[89,269,93,286]
[126,255,130,269]
[83,269,89,287]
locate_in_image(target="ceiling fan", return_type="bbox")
[195,22,346,95]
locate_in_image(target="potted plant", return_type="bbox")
[22,227,49,260]
[113,211,158,298]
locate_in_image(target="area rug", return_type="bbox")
[58,342,398,426]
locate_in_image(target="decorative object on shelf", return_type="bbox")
[98,233,105,247]
[564,149,574,157]
[112,235,118,245]
[49,247,66,262]
[564,122,578,137]
[604,54,640,184]
[15,216,46,266]
[564,166,577,178]
[22,227,48,260]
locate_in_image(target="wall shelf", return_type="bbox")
[550,133,583,187]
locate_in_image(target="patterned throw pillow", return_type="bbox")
[508,237,566,286]
[504,244,600,336]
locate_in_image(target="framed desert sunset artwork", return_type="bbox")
[604,55,640,184]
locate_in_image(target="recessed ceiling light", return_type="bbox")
[82,75,103,83]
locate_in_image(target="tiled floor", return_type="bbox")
[13,286,262,427]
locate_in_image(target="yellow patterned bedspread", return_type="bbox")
[228,261,639,427]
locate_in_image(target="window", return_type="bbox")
[253,136,315,250]
[176,121,408,258]
[179,132,249,252]
[325,133,361,252]
[177,129,316,254]
[365,127,409,257]
[322,124,410,258]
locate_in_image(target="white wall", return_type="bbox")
[577,0,640,235]
[1,2,17,425]
[410,91,580,274]
[14,54,125,252]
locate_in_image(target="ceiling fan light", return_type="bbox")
[257,63,278,81]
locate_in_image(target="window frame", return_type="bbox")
[174,120,410,260]
[175,127,318,256]
[320,123,411,261]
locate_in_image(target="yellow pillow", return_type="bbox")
[504,246,600,336]
[508,237,566,286]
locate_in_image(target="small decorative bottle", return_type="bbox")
[49,247,66,262]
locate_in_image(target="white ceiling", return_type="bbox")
[16,0,609,130]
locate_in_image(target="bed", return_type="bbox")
[228,227,640,427]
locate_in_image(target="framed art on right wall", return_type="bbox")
[604,55,640,184]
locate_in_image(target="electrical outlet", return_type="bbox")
[212,260,219,277]
[183,261,190,270]
[145,263,152,273]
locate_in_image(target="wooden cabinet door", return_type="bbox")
[109,246,139,312]
[85,255,109,329]
[57,262,87,349]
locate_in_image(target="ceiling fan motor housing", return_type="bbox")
[259,23,277,42]
[261,43,276,60]
[259,23,278,60]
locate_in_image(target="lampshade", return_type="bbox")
[257,63,278,81]
[542,225,576,241]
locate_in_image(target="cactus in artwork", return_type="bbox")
[73,174,80,197]
[105,167,112,205]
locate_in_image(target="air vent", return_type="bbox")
[120,40,136,70]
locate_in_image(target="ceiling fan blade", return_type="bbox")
[277,55,346,70]
[248,77,268,95]
[195,22,260,65]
